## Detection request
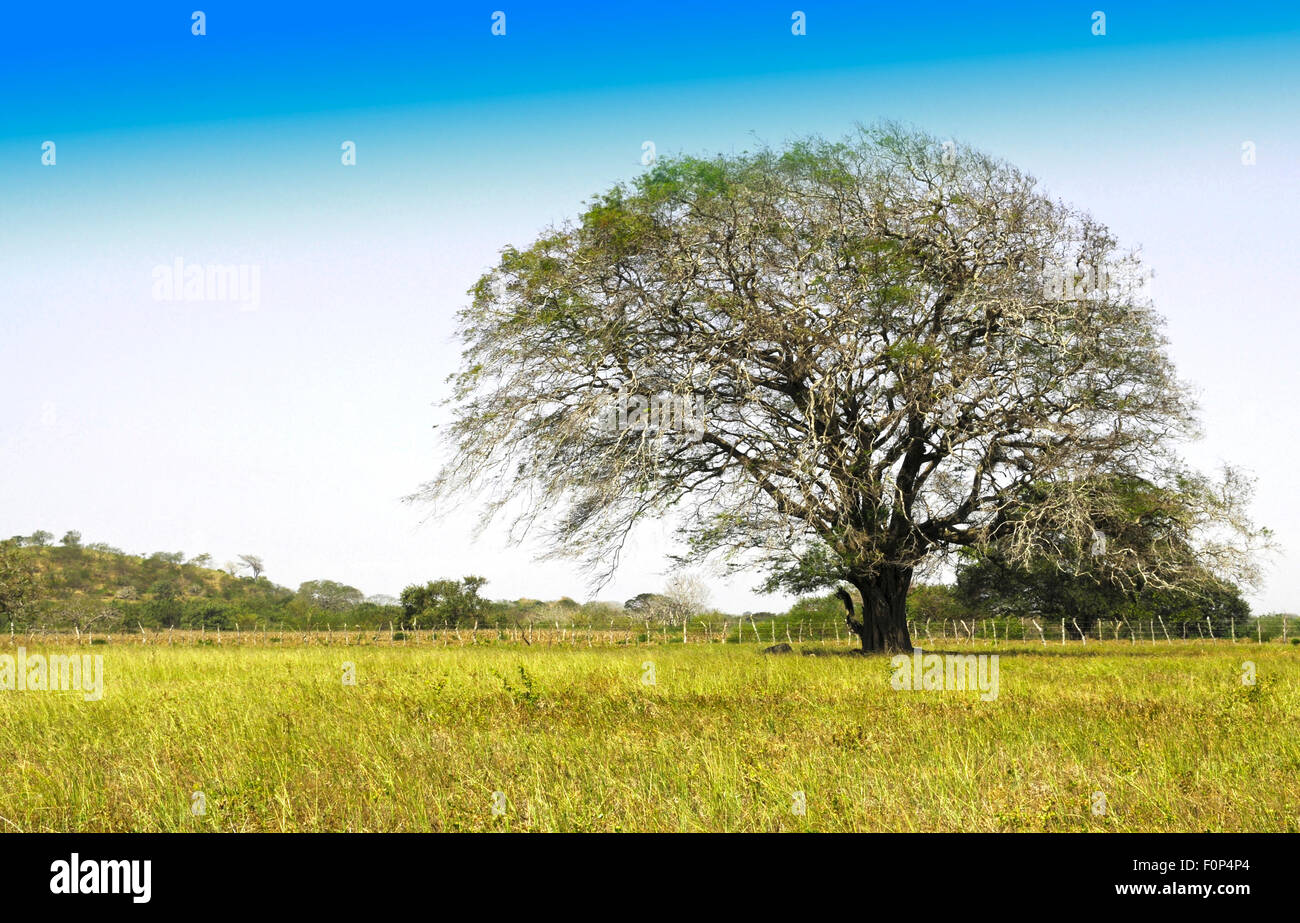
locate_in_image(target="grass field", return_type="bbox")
[0,639,1296,832]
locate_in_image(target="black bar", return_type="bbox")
[1,833,1280,910]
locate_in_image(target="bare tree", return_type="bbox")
[416,124,1267,652]
[237,554,264,580]
[44,596,118,634]
[659,573,711,627]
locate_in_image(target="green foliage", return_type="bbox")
[788,593,846,623]
[180,599,239,630]
[624,592,664,612]
[296,579,364,612]
[399,576,489,628]
[0,540,40,623]
[906,584,967,622]
[3,536,352,630]
[954,550,1250,631]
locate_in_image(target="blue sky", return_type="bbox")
[1,2,1297,612]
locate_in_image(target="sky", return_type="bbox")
[1,2,1297,613]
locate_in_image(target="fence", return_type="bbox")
[3,614,1294,648]
[904,615,1293,646]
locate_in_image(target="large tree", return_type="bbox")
[417,124,1265,652]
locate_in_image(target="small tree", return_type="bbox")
[659,573,711,627]
[0,541,40,625]
[296,579,364,612]
[624,592,664,613]
[399,576,488,628]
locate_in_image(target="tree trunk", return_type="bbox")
[849,567,914,653]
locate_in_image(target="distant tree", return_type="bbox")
[624,592,665,613]
[956,474,1261,634]
[296,579,364,612]
[60,530,82,548]
[140,596,182,628]
[181,599,237,630]
[0,541,40,622]
[187,553,213,568]
[46,596,118,634]
[906,584,969,623]
[28,530,53,547]
[659,573,711,627]
[956,550,1250,634]
[399,576,488,628]
[1127,578,1249,631]
[148,579,181,601]
[787,593,849,624]
[237,554,265,580]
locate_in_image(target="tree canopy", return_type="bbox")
[418,123,1266,652]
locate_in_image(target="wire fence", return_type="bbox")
[2,614,1294,647]
[904,615,1293,646]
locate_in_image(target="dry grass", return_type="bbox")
[0,639,1295,831]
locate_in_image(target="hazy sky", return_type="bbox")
[1,2,1296,613]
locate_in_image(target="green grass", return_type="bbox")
[0,640,1295,832]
